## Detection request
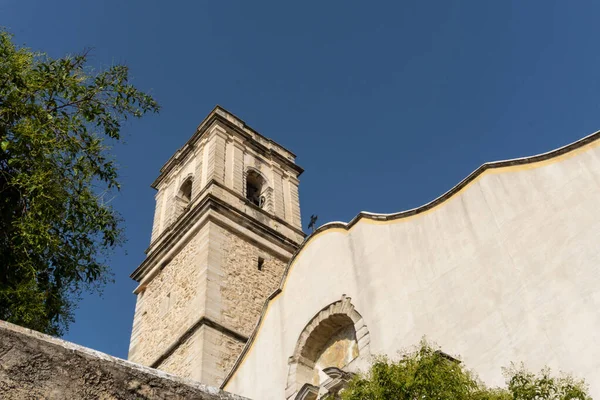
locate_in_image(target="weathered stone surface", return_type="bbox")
[220,226,287,337]
[152,223,287,386]
[215,331,245,377]
[0,320,249,400]
[158,326,205,381]
[129,227,209,367]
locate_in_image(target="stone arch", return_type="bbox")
[244,167,272,211]
[178,176,193,203]
[173,175,194,221]
[285,296,370,400]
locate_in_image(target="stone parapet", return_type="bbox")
[0,320,249,400]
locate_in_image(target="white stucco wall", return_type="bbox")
[224,134,600,399]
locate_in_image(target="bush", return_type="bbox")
[341,339,591,400]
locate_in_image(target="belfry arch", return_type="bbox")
[173,175,193,221]
[178,176,193,203]
[285,296,370,400]
[245,167,272,211]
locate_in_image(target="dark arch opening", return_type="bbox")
[246,170,266,208]
[178,178,193,203]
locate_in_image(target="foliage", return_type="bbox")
[504,364,592,400]
[0,30,159,335]
[341,339,591,400]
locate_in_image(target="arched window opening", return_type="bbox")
[178,178,193,204]
[246,170,266,208]
[173,177,193,222]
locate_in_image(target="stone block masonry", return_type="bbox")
[219,225,287,337]
[130,218,289,387]
[0,320,249,400]
[152,222,287,386]
[129,225,210,367]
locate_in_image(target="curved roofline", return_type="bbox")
[221,129,600,390]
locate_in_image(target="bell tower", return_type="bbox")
[128,106,305,386]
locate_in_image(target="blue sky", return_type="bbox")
[2,1,600,360]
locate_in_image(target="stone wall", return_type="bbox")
[130,220,290,387]
[219,225,287,337]
[155,324,245,387]
[215,331,246,378]
[201,326,247,386]
[158,328,205,382]
[129,225,209,366]
[167,222,288,386]
[0,320,248,400]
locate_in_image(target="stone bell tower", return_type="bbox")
[128,106,305,386]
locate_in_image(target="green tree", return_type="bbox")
[341,339,590,400]
[0,30,159,335]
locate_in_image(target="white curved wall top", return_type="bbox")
[223,131,600,400]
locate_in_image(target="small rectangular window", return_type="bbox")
[257,257,265,271]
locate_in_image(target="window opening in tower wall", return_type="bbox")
[257,257,265,271]
[246,171,266,208]
[179,179,192,203]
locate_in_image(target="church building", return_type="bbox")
[128,106,600,399]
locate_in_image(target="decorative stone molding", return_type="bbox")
[320,367,355,399]
[285,296,370,400]
[180,172,194,185]
[132,179,305,285]
[296,383,319,400]
[151,106,303,191]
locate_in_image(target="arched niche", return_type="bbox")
[245,168,272,211]
[285,296,370,400]
[178,177,193,203]
[174,176,193,221]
